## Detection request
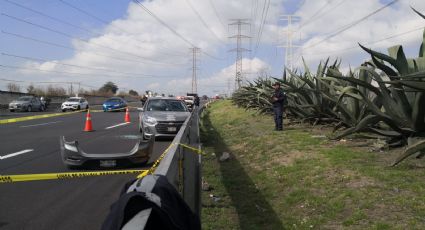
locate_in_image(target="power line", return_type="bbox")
[301,0,348,29]
[0,64,177,79]
[0,78,100,90]
[298,1,329,29]
[1,30,185,67]
[184,0,226,45]
[1,52,177,78]
[58,0,119,31]
[132,0,224,61]
[208,0,227,30]
[132,0,196,47]
[1,13,185,66]
[253,0,271,56]
[54,0,186,57]
[305,0,399,49]
[302,26,425,57]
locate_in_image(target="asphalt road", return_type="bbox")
[0,106,171,229]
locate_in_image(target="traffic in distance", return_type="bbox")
[4,93,204,169]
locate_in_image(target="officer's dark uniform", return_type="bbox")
[272,83,285,131]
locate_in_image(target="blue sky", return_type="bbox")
[1,0,424,96]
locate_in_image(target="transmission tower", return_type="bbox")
[190,47,201,94]
[278,15,300,76]
[229,19,251,90]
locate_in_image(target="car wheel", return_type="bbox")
[86,105,89,110]
[77,105,81,110]
[62,109,66,112]
[9,109,14,112]
[27,106,32,112]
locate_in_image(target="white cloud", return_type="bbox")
[291,0,425,69]
[3,0,425,94]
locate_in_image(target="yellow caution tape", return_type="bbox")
[137,143,203,179]
[178,143,204,155]
[0,169,147,183]
[0,110,82,125]
[0,143,202,183]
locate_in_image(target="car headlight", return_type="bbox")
[143,116,157,126]
[103,104,107,107]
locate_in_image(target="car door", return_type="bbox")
[32,98,41,110]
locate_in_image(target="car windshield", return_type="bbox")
[106,99,121,103]
[146,99,187,112]
[67,98,80,102]
[17,97,32,101]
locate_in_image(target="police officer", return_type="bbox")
[271,82,285,131]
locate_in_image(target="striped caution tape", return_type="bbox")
[0,143,202,183]
[0,110,82,125]
[137,143,203,179]
[0,169,147,183]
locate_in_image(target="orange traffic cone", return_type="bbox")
[83,110,93,132]
[124,107,131,123]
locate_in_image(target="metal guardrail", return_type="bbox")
[120,105,204,229]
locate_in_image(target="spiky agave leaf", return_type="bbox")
[392,139,425,166]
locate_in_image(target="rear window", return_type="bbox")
[107,98,122,103]
[146,99,187,112]
[18,97,32,101]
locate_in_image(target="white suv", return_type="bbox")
[61,97,89,112]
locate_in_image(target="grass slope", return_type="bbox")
[201,100,425,230]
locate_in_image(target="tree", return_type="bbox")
[129,89,139,96]
[27,84,35,94]
[7,83,21,92]
[46,85,66,96]
[99,81,118,94]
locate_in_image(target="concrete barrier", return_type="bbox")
[119,105,204,228]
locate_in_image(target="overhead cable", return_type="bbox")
[1,30,185,67]
[305,0,400,49]
[1,13,185,65]
[184,0,226,45]
[1,52,177,78]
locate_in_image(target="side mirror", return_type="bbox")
[137,108,144,112]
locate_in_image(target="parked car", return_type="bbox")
[103,97,127,112]
[183,96,195,111]
[139,97,191,140]
[61,97,89,112]
[9,96,45,112]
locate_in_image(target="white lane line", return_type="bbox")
[105,122,129,130]
[0,149,34,160]
[20,121,63,128]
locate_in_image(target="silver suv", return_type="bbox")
[9,96,45,112]
[139,97,191,140]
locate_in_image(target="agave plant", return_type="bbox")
[232,7,425,166]
[326,8,425,165]
[232,78,274,114]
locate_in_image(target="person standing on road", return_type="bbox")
[271,82,285,131]
[194,95,200,107]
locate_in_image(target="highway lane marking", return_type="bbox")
[105,122,130,130]
[0,111,81,125]
[0,149,34,160]
[20,121,63,128]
